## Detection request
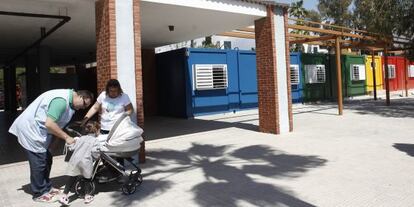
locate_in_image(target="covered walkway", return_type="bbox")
[1,95,414,206]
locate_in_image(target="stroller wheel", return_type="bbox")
[74,178,96,197]
[131,171,143,186]
[122,181,137,195]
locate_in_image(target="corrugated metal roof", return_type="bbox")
[237,0,289,8]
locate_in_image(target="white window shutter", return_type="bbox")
[359,65,366,80]
[193,64,228,90]
[408,65,414,78]
[305,64,325,84]
[290,65,300,85]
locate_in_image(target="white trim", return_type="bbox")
[142,0,266,16]
[350,64,366,81]
[115,0,137,123]
[273,7,289,133]
[408,65,414,78]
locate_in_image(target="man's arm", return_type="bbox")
[46,97,75,144]
[45,117,75,144]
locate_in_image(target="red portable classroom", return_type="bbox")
[382,56,405,91]
[407,59,414,89]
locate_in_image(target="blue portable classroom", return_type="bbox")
[290,52,303,103]
[156,48,258,118]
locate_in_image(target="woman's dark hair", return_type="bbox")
[105,79,123,95]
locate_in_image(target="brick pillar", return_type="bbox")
[255,5,291,134]
[96,0,145,162]
[132,0,146,163]
[96,0,117,93]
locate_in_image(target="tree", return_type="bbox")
[289,0,308,52]
[289,0,308,21]
[306,10,322,28]
[318,0,353,27]
[201,36,219,48]
[395,0,414,60]
[353,0,414,60]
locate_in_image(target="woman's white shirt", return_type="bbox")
[97,91,131,130]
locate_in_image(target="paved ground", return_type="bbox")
[1,93,414,207]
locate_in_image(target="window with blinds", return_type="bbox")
[385,65,396,79]
[305,65,325,84]
[350,64,366,81]
[193,64,228,90]
[290,65,300,85]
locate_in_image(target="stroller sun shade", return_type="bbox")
[104,114,144,152]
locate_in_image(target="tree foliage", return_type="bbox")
[289,0,308,52]
[201,36,219,48]
[317,0,353,27]
[353,0,414,59]
[289,1,324,52]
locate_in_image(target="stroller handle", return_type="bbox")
[65,123,83,137]
[106,113,129,142]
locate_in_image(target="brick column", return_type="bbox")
[96,0,117,92]
[96,0,145,162]
[255,5,291,134]
[132,0,145,163]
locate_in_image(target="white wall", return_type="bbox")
[274,7,289,134]
[115,0,137,123]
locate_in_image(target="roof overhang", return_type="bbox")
[0,0,273,66]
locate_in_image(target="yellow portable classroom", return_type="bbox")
[365,55,383,93]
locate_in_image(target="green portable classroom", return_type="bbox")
[301,53,331,102]
[330,54,366,99]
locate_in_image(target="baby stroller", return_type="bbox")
[65,114,144,196]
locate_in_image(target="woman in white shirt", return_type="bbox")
[81,79,133,182]
[81,79,133,134]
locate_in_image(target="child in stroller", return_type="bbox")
[60,114,143,205]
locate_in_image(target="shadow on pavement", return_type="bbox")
[344,98,414,118]
[18,175,67,196]
[144,114,259,141]
[109,143,327,206]
[393,143,414,157]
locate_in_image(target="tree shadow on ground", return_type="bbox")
[18,175,67,196]
[292,97,414,118]
[343,98,414,118]
[110,143,327,206]
[393,143,414,157]
[144,114,259,141]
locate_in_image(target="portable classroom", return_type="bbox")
[330,54,366,98]
[382,56,405,91]
[290,52,303,103]
[301,53,331,102]
[365,55,384,93]
[156,48,257,118]
[407,59,414,89]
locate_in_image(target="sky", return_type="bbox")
[277,0,318,11]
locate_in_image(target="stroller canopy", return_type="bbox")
[105,114,144,152]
